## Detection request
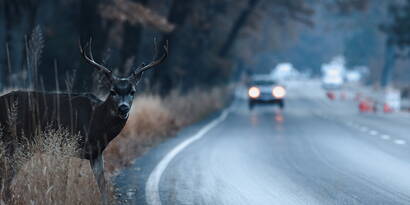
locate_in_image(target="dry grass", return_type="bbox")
[11,155,102,205]
[104,95,178,173]
[166,87,228,127]
[0,127,115,205]
[104,86,229,173]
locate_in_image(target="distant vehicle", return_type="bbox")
[321,57,345,89]
[247,75,286,110]
[322,71,343,89]
[345,70,361,83]
[270,62,300,82]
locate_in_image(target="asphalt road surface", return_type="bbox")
[116,81,410,205]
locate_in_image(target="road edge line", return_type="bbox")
[145,109,230,205]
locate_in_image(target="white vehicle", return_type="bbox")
[345,70,361,83]
[384,88,401,111]
[270,63,300,82]
[321,56,345,89]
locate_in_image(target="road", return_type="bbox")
[116,81,410,205]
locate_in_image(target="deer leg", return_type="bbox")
[2,168,15,203]
[90,154,109,205]
[1,153,16,203]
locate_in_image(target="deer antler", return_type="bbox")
[133,41,168,78]
[79,38,112,79]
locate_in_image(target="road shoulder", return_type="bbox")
[114,110,226,204]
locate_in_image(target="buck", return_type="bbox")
[0,40,168,204]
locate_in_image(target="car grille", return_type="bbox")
[258,92,275,100]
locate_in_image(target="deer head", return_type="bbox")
[80,39,168,119]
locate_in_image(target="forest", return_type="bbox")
[2,0,410,93]
[0,0,374,94]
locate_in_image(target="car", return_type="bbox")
[247,75,286,110]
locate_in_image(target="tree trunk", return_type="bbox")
[0,1,6,90]
[218,0,260,58]
[381,42,396,87]
[2,1,14,88]
[151,0,195,93]
[76,0,110,87]
[120,0,150,73]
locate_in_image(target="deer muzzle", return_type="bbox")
[118,104,130,119]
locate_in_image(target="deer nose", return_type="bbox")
[118,104,130,114]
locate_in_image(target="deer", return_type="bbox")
[0,40,168,204]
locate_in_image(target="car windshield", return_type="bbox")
[252,80,275,86]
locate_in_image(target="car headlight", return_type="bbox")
[272,86,286,98]
[248,86,261,98]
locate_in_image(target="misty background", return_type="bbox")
[1,0,410,94]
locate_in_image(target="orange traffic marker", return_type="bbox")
[326,92,335,100]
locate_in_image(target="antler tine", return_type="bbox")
[88,38,95,61]
[134,42,168,76]
[79,38,112,76]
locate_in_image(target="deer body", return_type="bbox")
[0,40,168,204]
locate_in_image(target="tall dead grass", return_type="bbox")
[166,87,227,127]
[104,86,229,173]
[0,127,111,205]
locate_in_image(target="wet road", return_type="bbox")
[116,82,410,205]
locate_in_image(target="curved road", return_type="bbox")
[116,82,410,205]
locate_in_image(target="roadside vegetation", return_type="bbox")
[0,86,229,204]
[0,126,112,204]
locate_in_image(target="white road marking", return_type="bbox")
[394,139,407,145]
[369,130,378,136]
[380,135,391,140]
[145,108,231,205]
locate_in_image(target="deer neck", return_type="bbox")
[92,98,128,149]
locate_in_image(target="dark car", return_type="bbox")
[247,75,286,110]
